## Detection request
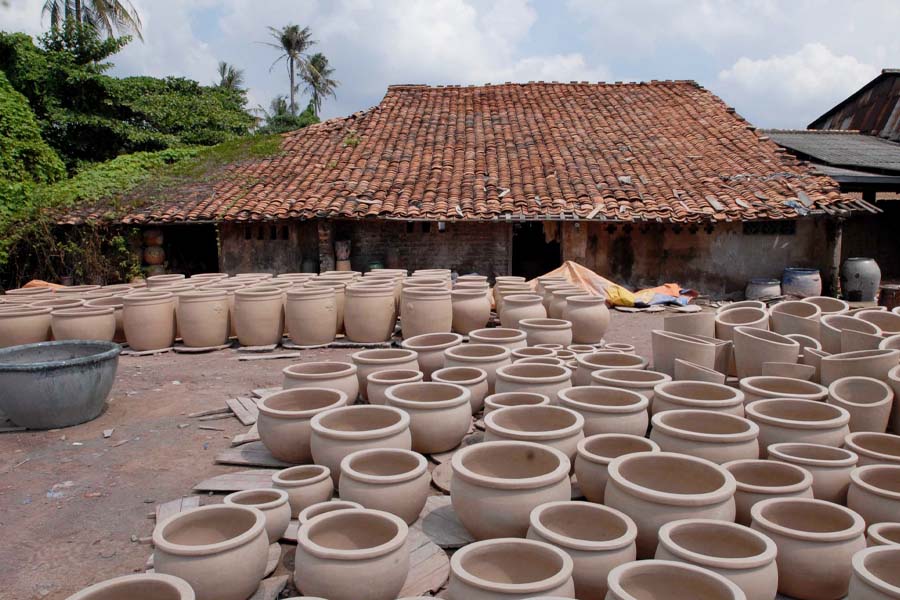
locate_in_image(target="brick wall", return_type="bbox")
[219,221,319,274]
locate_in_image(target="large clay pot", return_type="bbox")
[605,559,746,600]
[548,288,584,320]
[651,330,718,377]
[867,522,900,547]
[484,405,584,461]
[122,291,176,351]
[351,348,419,401]
[829,377,894,433]
[557,385,648,437]
[842,257,882,302]
[845,432,900,467]
[447,537,575,600]
[146,274,185,289]
[400,287,452,339]
[450,440,571,539]
[271,464,334,517]
[591,368,672,403]
[3,286,51,297]
[655,518,778,600]
[444,344,512,394]
[527,501,636,600]
[821,315,882,354]
[50,306,116,342]
[294,508,409,600]
[562,294,610,344]
[153,504,268,600]
[574,351,647,386]
[204,280,246,337]
[495,363,572,405]
[493,283,531,313]
[848,465,900,525]
[339,448,429,524]
[857,309,900,338]
[519,318,574,347]
[64,574,195,600]
[500,293,546,329]
[451,288,491,334]
[283,361,359,401]
[746,399,850,456]
[224,488,291,544]
[84,296,125,342]
[722,458,814,526]
[432,366,488,413]
[468,327,527,350]
[512,346,557,360]
[366,369,423,406]
[715,306,769,339]
[821,349,900,386]
[343,284,396,343]
[803,295,850,315]
[305,279,347,334]
[32,297,85,310]
[483,391,550,414]
[604,451,736,558]
[750,497,866,600]
[310,405,412,484]
[652,381,745,416]
[297,499,363,525]
[575,434,660,504]
[174,289,229,347]
[768,442,859,503]
[739,375,828,404]
[675,358,728,384]
[770,300,821,338]
[233,287,284,346]
[384,381,471,454]
[850,545,900,598]
[400,332,463,380]
[732,326,800,379]
[258,387,349,464]
[649,409,759,464]
[664,312,716,339]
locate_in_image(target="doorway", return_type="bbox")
[511,222,561,280]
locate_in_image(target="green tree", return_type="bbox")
[0,71,65,184]
[301,52,338,116]
[264,24,314,115]
[42,0,143,41]
[256,95,319,134]
[217,61,245,92]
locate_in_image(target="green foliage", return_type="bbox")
[257,98,319,134]
[0,70,65,184]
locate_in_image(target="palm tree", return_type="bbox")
[217,61,245,92]
[263,24,315,115]
[300,52,338,116]
[42,0,143,40]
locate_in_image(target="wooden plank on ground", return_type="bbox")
[188,407,230,418]
[226,397,258,426]
[398,527,450,597]
[193,469,276,493]
[215,442,291,468]
[155,496,201,522]
[237,352,303,361]
[251,387,281,399]
[232,423,260,446]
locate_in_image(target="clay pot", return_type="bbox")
[867,522,900,547]
[484,405,584,461]
[821,315,882,354]
[605,559,746,600]
[768,442,859,503]
[821,349,900,386]
[515,356,568,369]
[848,465,900,525]
[829,377,895,433]
[557,385,648,437]
[122,291,176,351]
[846,432,900,467]
[451,288,491,334]
[575,434,660,503]
[310,405,412,484]
[655,519,778,600]
[746,399,851,456]
[715,306,769,339]
[272,465,334,517]
[890,365,900,434]
[384,382,471,453]
[32,297,85,309]
[468,327,527,350]
[857,310,900,338]
[400,332,463,380]
[739,375,828,403]
[494,283,532,312]
[283,361,359,401]
[64,573,195,600]
[574,351,648,386]
[843,328,887,353]
[723,459,814,526]
[649,409,759,464]
[770,300,821,338]
[850,545,900,598]
[84,296,125,342]
[500,293,547,329]
[664,312,716,338]
[450,440,571,539]
[750,497,866,600]
[652,381,745,416]
[305,279,347,334]
[590,368,672,403]
[513,346,557,360]
[527,501,637,600]
[495,363,572,404]
[519,318,574,347]
[233,287,284,346]
[447,537,575,600]
[400,287,452,339]
[50,306,116,342]
[297,499,363,525]
[548,289,584,319]
[224,488,291,543]
[685,334,734,373]
[258,387,349,464]
[153,504,268,600]
[174,290,229,347]
[562,294,610,344]
[483,391,550,414]
[444,344,512,394]
[732,326,800,379]
[366,369,423,406]
[881,335,900,351]
[4,286,51,297]
[788,332,823,356]
[760,361,816,380]
[804,295,850,315]
[294,508,409,600]
[651,330,718,377]
[146,274,185,289]
[432,366,488,413]
[604,451,736,558]
[343,284,396,343]
[554,348,576,361]
[350,348,419,401]
[338,448,429,524]
[674,358,728,384]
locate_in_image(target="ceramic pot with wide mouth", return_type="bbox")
[513,347,557,361]
[651,330,718,377]
[675,358,728,384]
[881,334,900,351]
[31,297,85,310]
[591,368,672,403]
[232,287,284,347]
[494,363,572,405]
[541,283,580,310]
[272,465,334,517]
[515,356,569,368]
[605,559,747,600]
[767,442,859,503]
[64,573,196,600]
[518,318,574,347]
[770,300,822,337]
[843,327,886,353]
[440,345,511,397]
[342,284,396,343]
[655,518,778,600]
[400,287,452,339]
[857,310,900,338]
[829,377,895,433]
[384,381,472,454]
[604,451,737,558]
[49,306,116,342]
[715,305,769,338]
[366,369,423,406]
[745,399,851,456]
[224,488,291,544]
[451,288,491,334]
[562,294,610,344]
[574,351,648,386]
[846,432,900,467]
[723,459,814,526]
[649,409,760,464]
[867,522,900,547]
[432,366,488,413]
[494,284,532,313]
[173,289,229,347]
[664,312,716,339]
[821,315,882,354]
[450,440,571,539]
[557,385,649,437]
[338,447,429,524]
[305,279,347,334]
[850,545,900,599]
[803,295,850,316]
[258,387,349,464]
[848,464,900,525]
[548,289,584,320]
[146,274,186,289]
[153,504,269,600]
[467,327,527,350]
[350,348,419,401]
[499,293,547,329]
[284,286,337,346]
[297,499,364,525]
[483,404,584,461]
[294,508,409,600]
[282,361,359,401]
[483,391,550,414]
[3,286,51,297]
[821,349,900,386]
[447,537,575,600]
[652,381,745,416]
[739,375,828,404]
[575,434,660,503]
[750,497,866,600]
[122,291,176,351]
[732,326,800,379]
[400,332,463,380]
[84,296,126,342]
[526,501,636,599]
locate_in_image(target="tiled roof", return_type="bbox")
[764,129,900,174]
[65,81,855,225]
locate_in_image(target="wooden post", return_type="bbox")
[317,220,335,272]
[826,217,844,297]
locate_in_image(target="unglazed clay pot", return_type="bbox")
[451,440,571,539]
[732,326,800,379]
[848,465,900,525]
[664,312,716,339]
[745,398,851,456]
[750,497,866,600]
[605,559,747,600]
[283,361,359,401]
[153,504,268,600]
[3,286,51,298]
[146,274,185,289]
[351,348,419,401]
[655,518,778,600]
[604,451,736,558]
[563,294,610,344]
[844,328,887,353]
[224,488,291,543]
[548,289,584,320]
[384,381,471,453]
[50,306,116,342]
[64,573,196,600]
[432,366,488,413]
[297,499,363,525]
[400,332,463,380]
[768,442,859,504]
[821,349,900,386]
[518,318,574,347]
[343,284,396,343]
[683,334,734,374]
[484,405,584,461]
[400,287,452,339]
[258,387,349,464]
[557,385,649,437]
[850,545,900,599]
[339,448,429,524]
[500,293,547,329]
[294,508,409,600]
[310,405,412,484]
[760,363,814,384]
[527,501,636,600]
[739,375,828,404]
[82,296,125,342]
[284,286,337,345]
[516,356,568,368]
[32,297,85,310]
[821,315,882,354]
[723,459,814,526]
[804,295,850,316]
[272,465,334,517]
[495,363,572,405]
[591,368,672,403]
[494,283,532,312]
[674,358,728,384]
[649,409,759,464]
[574,351,648,386]
[444,343,512,394]
[846,432,900,467]
[575,434,660,504]
[483,391,550,414]
[651,330,718,377]
[829,377,895,433]
[305,279,347,334]
[715,306,769,340]
[366,369,423,406]
[770,300,821,338]
[652,381,745,416]
[468,327,527,350]
[122,291,176,351]
[858,310,900,338]
[174,289,229,347]
[233,286,284,346]
[867,522,900,547]
[451,288,491,334]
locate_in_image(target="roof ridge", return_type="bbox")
[386,80,700,90]
[761,129,863,134]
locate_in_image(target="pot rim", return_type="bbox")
[495,363,572,384]
[283,361,357,380]
[297,500,362,524]
[310,405,410,440]
[867,522,900,546]
[606,559,745,599]
[850,464,900,500]
[153,504,266,556]
[345,283,394,297]
[502,293,543,304]
[444,343,511,362]
[739,376,827,400]
[483,391,550,411]
[384,381,471,410]
[529,500,637,551]
[768,442,859,468]
[258,387,348,419]
[175,289,228,302]
[576,433,660,466]
[653,381,745,407]
[658,518,777,570]
[750,497,866,542]
[803,296,850,313]
[431,366,487,386]
[822,348,899,364]
[770,300,821,318]
[845,432,900,463]
[576,351,647,370]
[733,326,800,349]
[224,487,289,511]
[451,288,488,298]
[828,376,894,407]
[286,286,335,300]
[451,440,570,490]
[122,290,175,305]
[485,405,584,440]
[565,294,604,306]
[651,409,759,443]
[852,546,900,595]
[468,328,527,342]
[745,398,850,430]
[340,447,428,484]
[557,385,649,414]
[518,318,573,330]
[233,286,285,300]
[0,340,120,372]
[84,297,125,308]
[511,347,557,359]
[272,464,331,487]
[592,368,672,388]
[297,508,408,560]
[821,315,882,336]
[449,537,574,593]
[351,348,419,365]
[400,332,464,351]
[714,307,768,326]
[606,451,736,506]
[366,369,423,385]
[401,287,451,299]
[64,573,196,600]
[50,306,114,317]
[722,458,813,494]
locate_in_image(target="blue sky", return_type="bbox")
[4,0,897,127]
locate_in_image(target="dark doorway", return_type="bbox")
[161,224,220,275]
[512,222,561,280]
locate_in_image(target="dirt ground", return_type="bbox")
[0,311,664,600]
